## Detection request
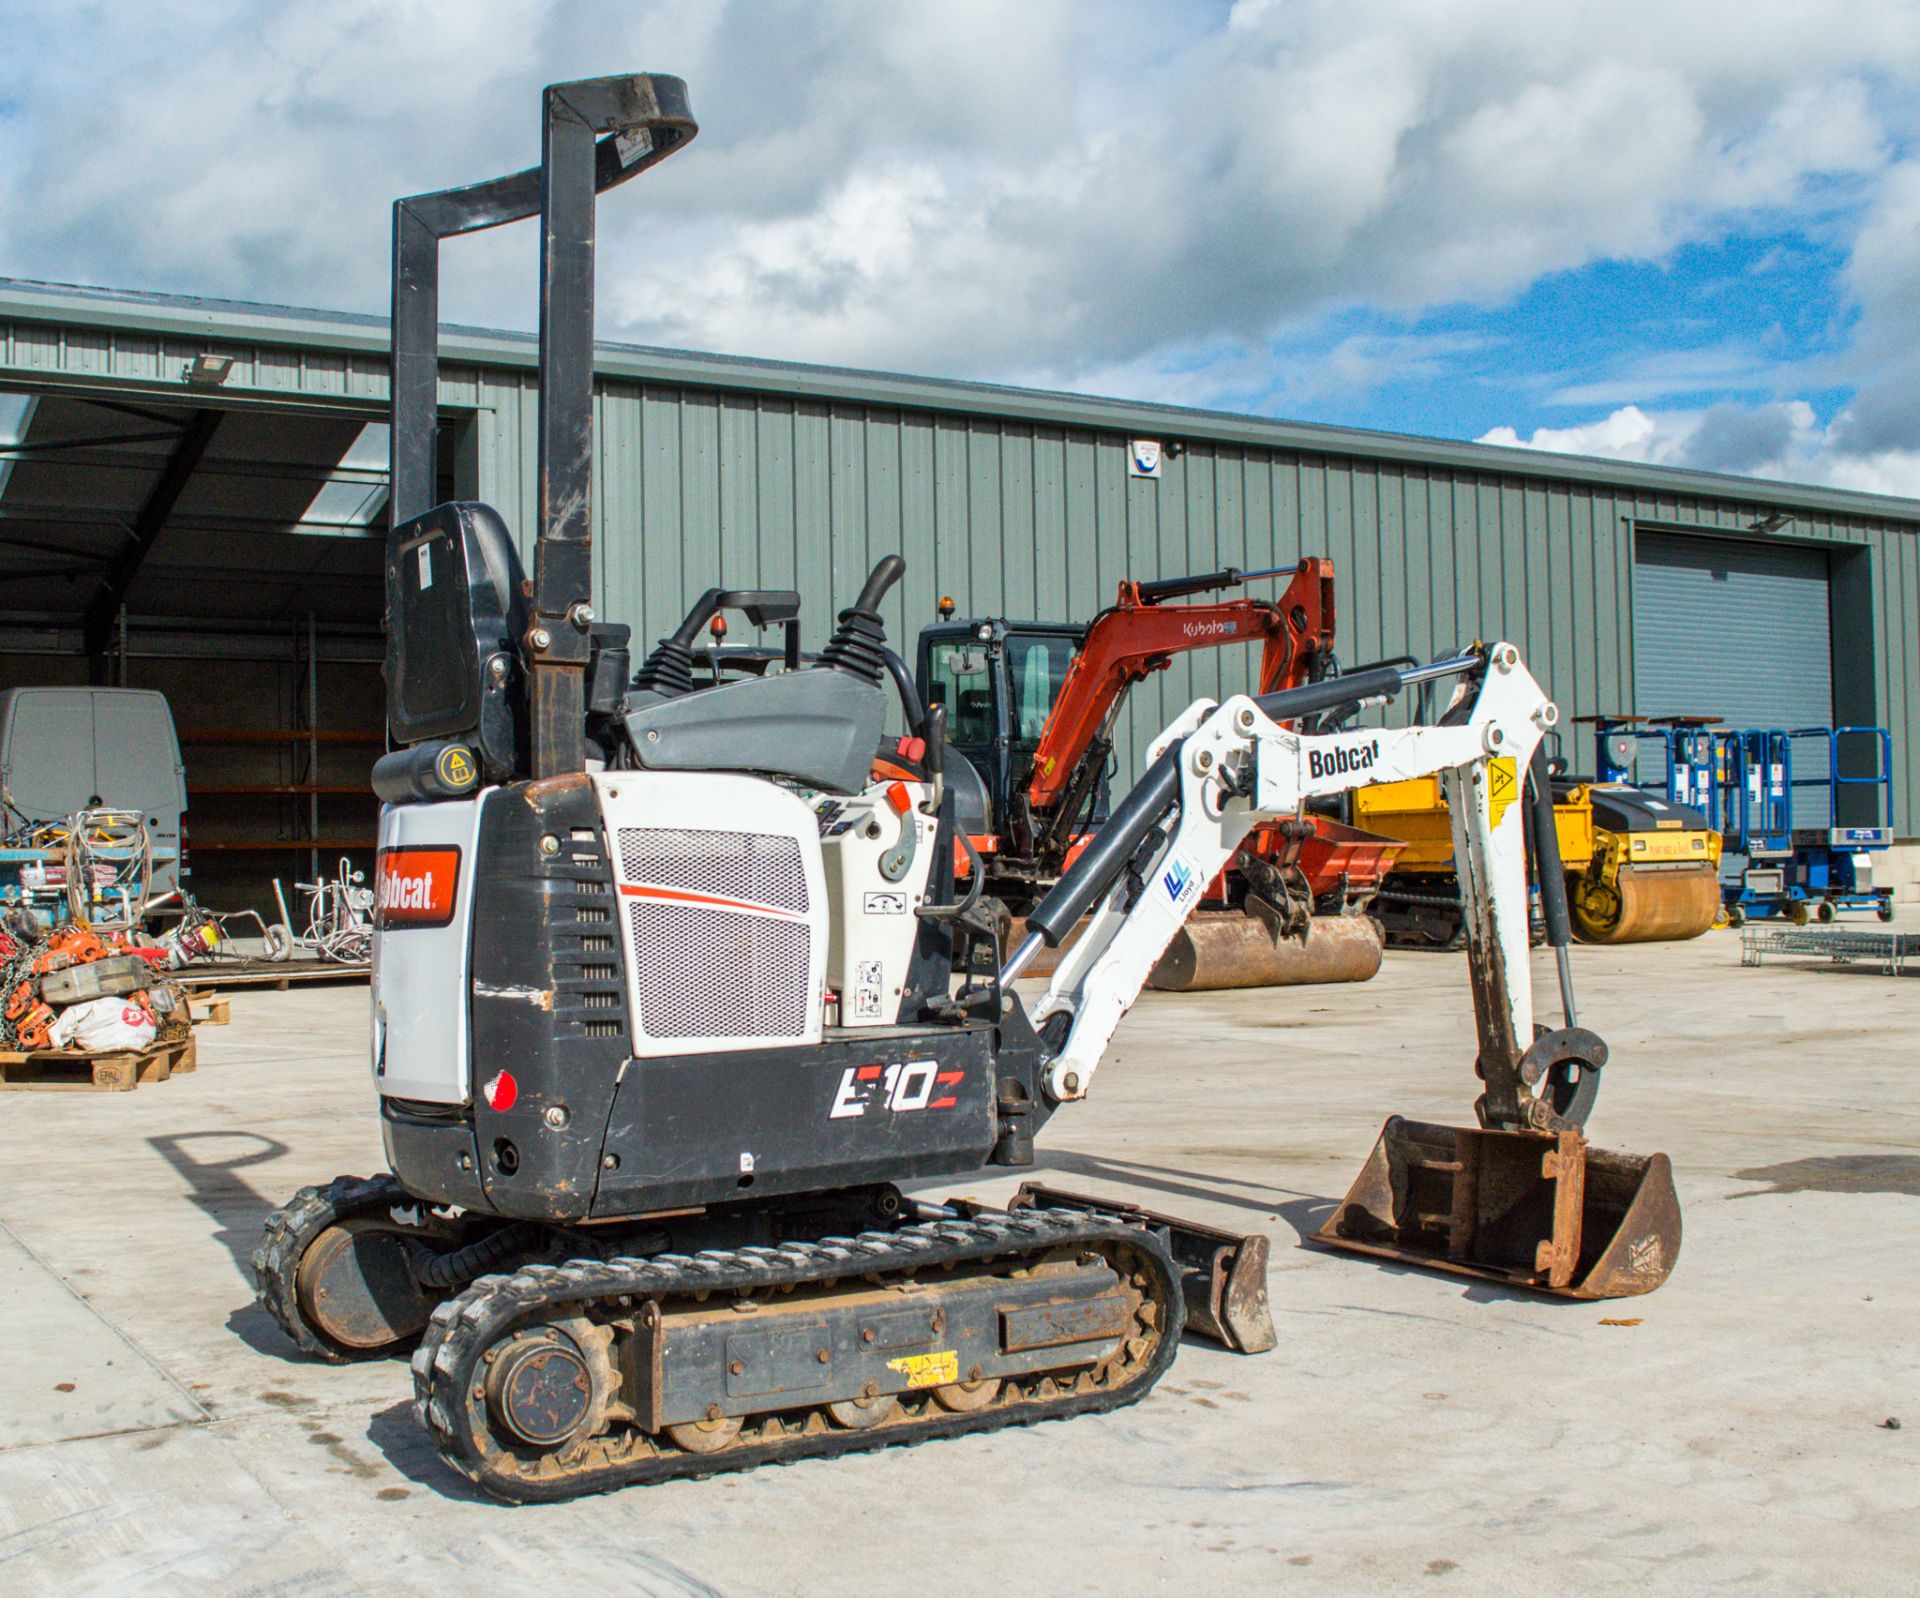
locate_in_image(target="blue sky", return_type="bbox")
[2,1,1917,495]
[1273,231,1858,441]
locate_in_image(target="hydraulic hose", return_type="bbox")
[411,1220,547,1289]
[1524,744,1579,1029]
[1001,652,1483,986]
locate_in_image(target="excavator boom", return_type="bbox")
[1024,560,1335,814]
[1007,645,1681,1300]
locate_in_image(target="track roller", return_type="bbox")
[412,1208,1183,1502]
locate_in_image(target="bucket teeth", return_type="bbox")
[1313,1116,1681,1300]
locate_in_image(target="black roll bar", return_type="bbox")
[389,73,696,777]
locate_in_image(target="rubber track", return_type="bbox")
[251,1173,417,1362]
[413,1207,1183,1502]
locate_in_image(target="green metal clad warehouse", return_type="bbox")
[1,276,1916,911]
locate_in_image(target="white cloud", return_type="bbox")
[1,5,1914,355]
[1,0,1919,493]
[1480,400,1920,496]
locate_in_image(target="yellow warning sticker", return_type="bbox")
[436,744,477,789]
[1487,756,1518,830]
[886,1349,959,1389]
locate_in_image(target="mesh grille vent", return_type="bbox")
[617,828,808,912]
[629,901,809,1038]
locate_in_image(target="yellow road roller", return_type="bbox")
[1356,762,1720,946]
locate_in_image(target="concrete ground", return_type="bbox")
[2,919,1916,1598]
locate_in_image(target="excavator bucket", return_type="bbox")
[1312,1117,1681,1299]
[1149,911,1384,991]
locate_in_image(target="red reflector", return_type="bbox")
[375,846,461,929]
[885,781,914,815]
[485,1070,518,1112]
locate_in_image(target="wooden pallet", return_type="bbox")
[182,989,231,1027]
[184,958,369,991]
[0,1032,197,1093]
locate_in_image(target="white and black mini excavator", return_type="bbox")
[254,74,1682,1502]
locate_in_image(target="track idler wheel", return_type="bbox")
[294,1218,435,1355]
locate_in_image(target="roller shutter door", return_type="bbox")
[1633,531,1832,729]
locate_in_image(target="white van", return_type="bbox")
[0,687,188,902]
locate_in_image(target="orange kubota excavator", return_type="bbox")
[913,560,1405,989]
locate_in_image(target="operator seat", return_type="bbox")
[621,556,906,796]
[384,501,530,782]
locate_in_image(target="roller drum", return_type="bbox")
[1569,863,1721,945]
[1148,912,1384,991]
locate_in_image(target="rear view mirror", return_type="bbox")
[946,647,988,679]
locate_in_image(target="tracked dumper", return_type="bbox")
[255,74,1680,1502]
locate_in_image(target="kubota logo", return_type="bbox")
[375,846,461,929]
[1180,620,1236,639]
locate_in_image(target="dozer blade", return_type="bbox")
[1312,1116,1681,1299]
[1011,1183,1277,1353]
[1149,911,1383,991]
[1570,862,1721,945]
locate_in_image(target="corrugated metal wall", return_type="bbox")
[3,305,1916,833]
[466,370,1920,833]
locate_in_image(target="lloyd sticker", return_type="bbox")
[853,959,885,1019]
[1162,856,1195,906]
[829,1061,965,1118]
[374,846,461,929]
[416,541,433,590]
[863,891,908,915]
[887,1349,959,1389]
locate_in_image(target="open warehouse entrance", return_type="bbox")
[0,380,461,920]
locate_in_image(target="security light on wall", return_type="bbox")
[1750,511,1792,534]
[185,353,234,386]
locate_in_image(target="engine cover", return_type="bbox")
[595,771,828,1056]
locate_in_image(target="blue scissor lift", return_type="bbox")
[1722,726,1894,925]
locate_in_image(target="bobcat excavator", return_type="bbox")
[253,74,1681,1503]
[915,568,1405,989]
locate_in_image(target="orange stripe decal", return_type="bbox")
[617,882,806,919]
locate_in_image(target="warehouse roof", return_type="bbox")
[4,275,1918,528]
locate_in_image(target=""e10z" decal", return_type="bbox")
[830,1061,964,1119]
